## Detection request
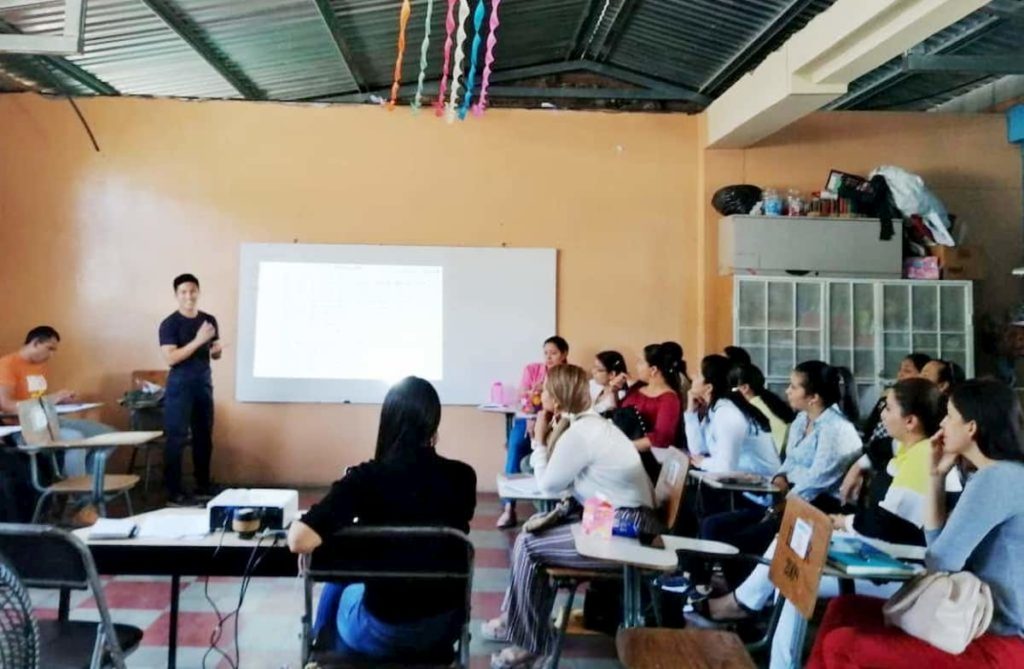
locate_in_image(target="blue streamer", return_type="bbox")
[458,0,487,120]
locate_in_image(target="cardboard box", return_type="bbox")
[928,245,984,280]
[904,257,940,280]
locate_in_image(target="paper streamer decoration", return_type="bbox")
[445,0,472,123]
[471,0,501,117]
[411,0,436,111]
[387,0,413,109]
[434,0,458,116]
[457,0,486,120]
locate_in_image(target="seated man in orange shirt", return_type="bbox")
[0,326,115,520]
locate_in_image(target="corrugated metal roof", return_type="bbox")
[0,0,1019,112]
[174,0,356,100]
[601,0,834,92]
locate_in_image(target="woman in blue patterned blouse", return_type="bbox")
[700,360,863,587]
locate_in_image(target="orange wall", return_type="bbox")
[0,94,701,489]
[699,111,1024,355]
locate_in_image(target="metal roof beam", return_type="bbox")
[0,0,84,55]
[310,0,364,94]
[904,54,1024,75]
[827,2,1024,110]
[700,0,818,97]
[0,18,117,94]
[138,0,264,100]
[315,60,708,105]
[592,0,641,63]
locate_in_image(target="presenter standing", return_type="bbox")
[159,273,222,505]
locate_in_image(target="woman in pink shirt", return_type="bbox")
[620,341,689,480]
[498,336,569,528]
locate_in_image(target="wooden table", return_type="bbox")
[74,507,295,669]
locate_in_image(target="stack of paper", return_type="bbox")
[88,518,138,540]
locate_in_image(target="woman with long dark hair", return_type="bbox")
[499,336,570,528]
[728,363,795,456]
[686,355,779,476]
[700,361,862,585]
[590,350,627,414]
[808,379,1024,668]
[288,377,477,661]
[620,341,689,455]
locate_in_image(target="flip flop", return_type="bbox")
[490,646,544,669]
[481,617,511,642]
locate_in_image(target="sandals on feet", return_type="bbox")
[481,617,511,643]
[490,646,543,669]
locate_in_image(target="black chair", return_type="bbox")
[0,524,143,669]
[301,526,474,669]
[0,553,40,668]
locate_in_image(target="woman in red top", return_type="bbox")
[620,341,689,479]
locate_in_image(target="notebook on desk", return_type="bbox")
[828,536,917,576]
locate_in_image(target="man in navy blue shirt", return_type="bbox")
[159,273,222,504]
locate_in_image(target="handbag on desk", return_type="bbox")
[882,571,993,654]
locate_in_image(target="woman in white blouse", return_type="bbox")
[686,354,780,476]
[482,364,654,669]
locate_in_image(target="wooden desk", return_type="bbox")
[571,523,677,628]
[495,474,567,512]
[74,508,294,669]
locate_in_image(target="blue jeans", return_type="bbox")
[326,583,461,659]
[503,417,531,504]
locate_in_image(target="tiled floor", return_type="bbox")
[30,493,623,669]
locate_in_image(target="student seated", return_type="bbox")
[807,379,1024,668]
[686,355,780,476]
[861,352,930,443]
[620,341,688,477]
[482,364,655,669]
[840,357,964,508]
[499,336,569,528]
[288,377,476,661]
[701,361,862,586]
[701,377,945,669]
[729,363,795,456]
[589,350,627,414]
[0,325,115,523]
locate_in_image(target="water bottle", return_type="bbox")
[490,382,504,405]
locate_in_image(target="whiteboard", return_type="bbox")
[236,243,557,405]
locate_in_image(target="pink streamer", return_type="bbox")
[472,0,501,117]
[434,0,459,116]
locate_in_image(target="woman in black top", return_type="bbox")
[288,376,477,660]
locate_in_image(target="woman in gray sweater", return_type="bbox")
[806,379,1024,667]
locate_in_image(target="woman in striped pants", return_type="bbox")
[483,364,657,669]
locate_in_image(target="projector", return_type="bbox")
[206,488,299,533]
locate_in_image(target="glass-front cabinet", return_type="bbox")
[734,277,973,416]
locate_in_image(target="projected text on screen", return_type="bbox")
[252,261,443,382]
